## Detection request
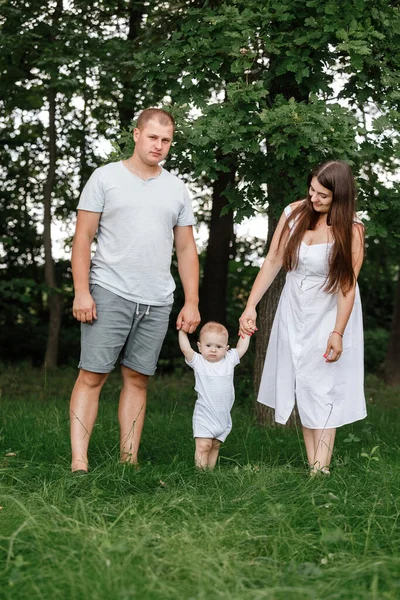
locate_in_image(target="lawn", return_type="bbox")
[0,365,399,599]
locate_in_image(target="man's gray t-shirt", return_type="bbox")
[77,161,196,305]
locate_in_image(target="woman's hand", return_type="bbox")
[323,332,343,363]
[239,307,258,338]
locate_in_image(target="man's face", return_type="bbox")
[133,119,174,166]
[197,331,229,363]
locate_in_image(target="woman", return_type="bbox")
[239,161,366,475]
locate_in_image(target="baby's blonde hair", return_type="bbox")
[199,321,229,343]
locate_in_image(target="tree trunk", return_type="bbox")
[43,87,63,369]
[253,214,298,427]
[79,86,88,194]
[252,53,310,425]
[199,162,236,325]
[383,268,400,386]
[42,1,64,369]
[254,272,287,425]
[118,2,146,129]
[253,214,285,425]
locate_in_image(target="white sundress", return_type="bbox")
[257,205,367,429]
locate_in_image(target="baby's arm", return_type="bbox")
[178,330,195,362]
[235,334,251,359]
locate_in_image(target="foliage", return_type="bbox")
[127,0,400,221]
[363,328,390,374]
[1,0,400,368]
[0,0,125,363]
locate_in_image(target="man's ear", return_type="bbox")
[133,127,140,142]
[227,345,230,351]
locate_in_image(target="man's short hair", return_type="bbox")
[199,321,229,342]
[136,108,175,131]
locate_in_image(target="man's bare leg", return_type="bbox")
[207,439,221,469]
[194,437,212,470]
[70,369,108,472]
[118,366,149,465]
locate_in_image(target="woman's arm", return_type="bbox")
[238,209,290,336]
[324,223,365,363]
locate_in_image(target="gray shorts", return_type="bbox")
[78,284,173,375]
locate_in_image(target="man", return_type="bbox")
[70,108,200,473]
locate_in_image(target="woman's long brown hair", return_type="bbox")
[279,161,359,294]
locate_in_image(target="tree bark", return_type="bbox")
[117,1,146,129]
[254,274,286,425]
[253,214,298,427]
[252,50,310,425]
[42,0,63,369]
[199,161,236,325]
[383,268,400,386]
[253,214,287,425]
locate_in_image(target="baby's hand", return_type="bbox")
[236,332,251,359]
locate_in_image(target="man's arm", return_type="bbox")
[174,225,200,333]
[71,210,101,323]
[178,330,195,362]
[235,334,251,359]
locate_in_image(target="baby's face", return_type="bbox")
[197,332,229,363]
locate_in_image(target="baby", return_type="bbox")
[179,321,250,470]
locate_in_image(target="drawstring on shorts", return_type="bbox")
[135,303,151,316]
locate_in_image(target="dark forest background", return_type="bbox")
[1,0,399,400]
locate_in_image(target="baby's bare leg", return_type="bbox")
[207,439,222,469]
[195,437,212,469]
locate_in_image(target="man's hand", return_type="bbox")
[72,291,97,324]
[176,302,200,334]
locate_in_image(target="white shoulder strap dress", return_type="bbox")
[257,204,366,429]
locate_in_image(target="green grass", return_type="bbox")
[0,365,399,599]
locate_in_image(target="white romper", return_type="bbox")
[257,204,367,429]
[186,349,240,442]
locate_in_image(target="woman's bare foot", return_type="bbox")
[71,458,88,473]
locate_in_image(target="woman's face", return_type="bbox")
[309,177,333,214]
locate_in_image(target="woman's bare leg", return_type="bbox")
[195,437,212,470]
[302,426,316,467]
[303,426,336,473]
[314,428,336,471]
[207,439,222,469]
